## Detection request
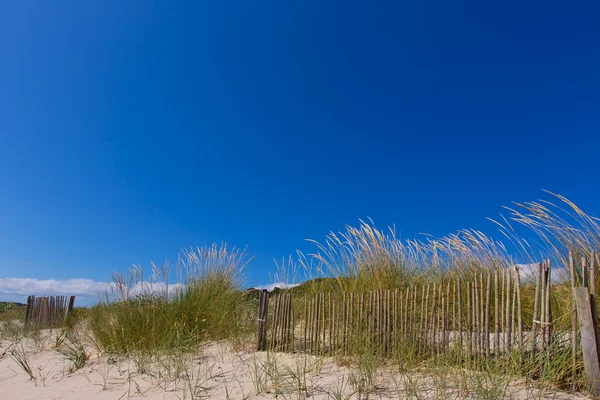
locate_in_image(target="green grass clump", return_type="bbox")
[63,307,90,330]
[0,302,26,322]
[89,244,253,355]
[265,191,599,393]
[83,191,599,396]
[54,331,89,374]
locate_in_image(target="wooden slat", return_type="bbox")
[25,295,33,325]
[476,277,481,358]
[303,293,308,352]
[515,266,523,354]
[505,268,512,352]
[257,292,268,351]
[546,260,552,348]
[591,251,600,368]
[571,252,578,389]
[445,281,450,352]
[485,273,491,358]
[328,292,333,355]
[480,274,485,357]
[574,287,600,396]
[270,294,279,351]
[458,280,463,358]
[494,271,499,355]
[467,281,472,358]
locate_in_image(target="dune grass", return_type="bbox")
[80,191,599,397]
[265,191,597,393]
[88,244,254,355]
[0,302,26,322]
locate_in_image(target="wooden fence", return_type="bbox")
[258,263,553,357]
[257,253,600,391]
[25,295,75,327]
[573,250,600,395]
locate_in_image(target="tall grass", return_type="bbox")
[268,191,597,392]
[86,191,598,395]
[0,302,25,322]
[281,221,514,298]
[89,244,253,355]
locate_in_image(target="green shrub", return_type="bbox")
[0,302,25,322]
[89,244,252,355]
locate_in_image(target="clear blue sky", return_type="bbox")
[1,1,599,296]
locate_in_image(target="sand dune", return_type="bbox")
[0,328,591,400]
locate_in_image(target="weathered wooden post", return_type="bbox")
[591,251,600,371]
[571,251,578,389]
[494,271,499,355]
[467,282,472,358]
[574,287,600,396]
[41,297,49,325]
[515,266,523,366]
[257,291,269,351]
[544,261,552,348]
[24,295,34,325]
[532,263,542,356]
[458,279,463,359]
[505,268,512,353]
[485,273,491,358]
[64,296,76,322]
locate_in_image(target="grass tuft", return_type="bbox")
[89,244,253,356]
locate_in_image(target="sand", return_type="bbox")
[0,329,591,399]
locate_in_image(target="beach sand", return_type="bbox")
[0,328,591,399]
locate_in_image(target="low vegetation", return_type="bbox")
[0,302,25,322]
[88,245,255,355]
[1,191,599,398]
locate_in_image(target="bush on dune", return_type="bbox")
[89,244,252,355]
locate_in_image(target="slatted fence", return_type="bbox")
[258,258,584,374]
[25,295,75,327]
[259,254,600,395]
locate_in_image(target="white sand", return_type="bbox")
[0,330,591,399]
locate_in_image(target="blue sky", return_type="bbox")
[1,1,599,302]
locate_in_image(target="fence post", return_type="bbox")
[591,251,600,373]
[25,295,34,325]
[257,291,269,351]
[41,297,49,325]
[64,296,76,322]
[574,287,600,396]
[571,251,578,390]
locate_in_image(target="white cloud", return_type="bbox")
[252,282,300,292]
[0,277,185,304]
[0,278,108,299]
[515,263,538,282]
[514,264,567,284]
[116,282,186,298]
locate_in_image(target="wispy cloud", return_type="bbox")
[0,278,109,303]
[0,277,185,304]
[515,264,567,284]
[0,278,108,297]
[113,282,186,299]
[252,282,300,292]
